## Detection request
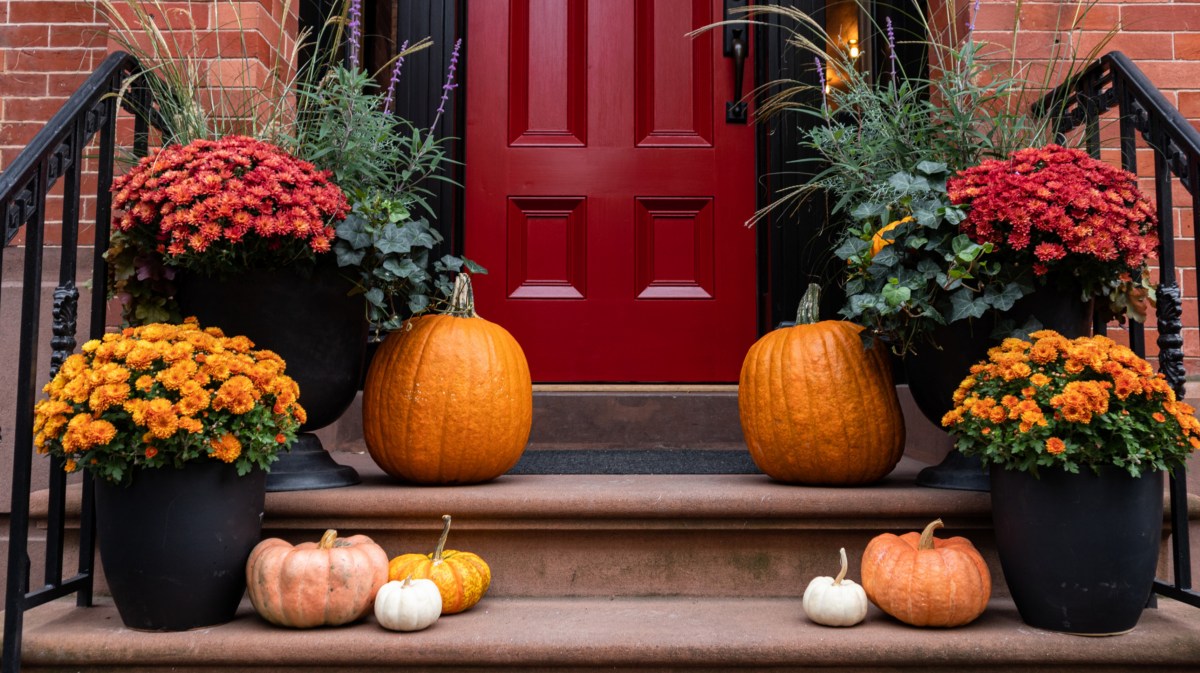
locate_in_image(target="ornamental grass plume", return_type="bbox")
[942,330,1200,477]
[33,319,306,485]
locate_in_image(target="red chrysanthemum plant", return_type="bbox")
[947,145,1158,321]
[107,135,350,324]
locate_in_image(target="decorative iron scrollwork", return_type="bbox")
[49,281,80,377]
[4,185,35,244]
[1155,282,1187,399]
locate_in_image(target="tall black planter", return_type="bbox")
[991,465,1164,635]
[175,262,364,491]
[907,282,1094,491]
[95,462,265,631]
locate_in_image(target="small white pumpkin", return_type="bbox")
[374,577,443,632]
[802,547,869,627]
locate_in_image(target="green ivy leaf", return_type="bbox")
[948,288,989,322]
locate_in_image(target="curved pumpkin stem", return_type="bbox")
[834,547,848,585]
[318,529,338,550]
[447,273,477,318]
[432,514,453,565]
[796,283,821,325]
[918,519,944,551]
[402,573,414,588]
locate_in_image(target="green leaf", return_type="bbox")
[375,225,419,255]
[364,288,386,308]
[915,160,947,176]
[948,289,989,322]
[882,281,911,308]
[382,257,421,278]
[984,283,1025,312]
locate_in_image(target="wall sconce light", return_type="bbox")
[847,38,860,60]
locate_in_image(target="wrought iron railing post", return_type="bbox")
[0,51,161,673]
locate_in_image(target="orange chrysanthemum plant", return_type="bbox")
[33,319,306,485]
[942,330,1200,477]
[107,135,350,324]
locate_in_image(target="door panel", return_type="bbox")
[465,0,757,382]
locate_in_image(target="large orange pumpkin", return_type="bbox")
[245,529,390,628]
[389,515,491,615]
[860,519,991,627]
[362,273,532,484]
[738,284,905,484]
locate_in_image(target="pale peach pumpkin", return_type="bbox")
[388,515,491,615]
[738,284,905,484]
[362,273,532,484]
[245,529,389,628]
[861,519,991,627]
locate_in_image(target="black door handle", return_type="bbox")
[723,0,749,124]
[726,34,747,123]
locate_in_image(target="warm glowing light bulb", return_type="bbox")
[848,39,860,59]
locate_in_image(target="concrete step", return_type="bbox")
[11,593,1200,672]
[29,453,1199,600]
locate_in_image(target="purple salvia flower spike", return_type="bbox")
[435,38,463,120]
[348,0,363,70]
[383,39,409,116]
[815,56,827,111]
[886,16,897,81]
[966,0,981,34]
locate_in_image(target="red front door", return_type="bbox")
[465,0,757,382]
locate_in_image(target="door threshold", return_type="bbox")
[533,384,738,393]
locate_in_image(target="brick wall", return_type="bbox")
[0,0,299,245]
[964,1,1200,377]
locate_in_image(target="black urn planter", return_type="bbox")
[174,262,365,491]
[906,282,1094,491]
[990,464,1164,635]
[95,462,265,631]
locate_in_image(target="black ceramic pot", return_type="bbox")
[94,462,265,631]
[990,464,1163,635]
[906,281,1094,491]
[174,261,364,491]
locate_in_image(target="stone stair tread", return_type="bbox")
[13,594,1200,672]
[264,454,994,526]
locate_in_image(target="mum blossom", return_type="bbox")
[947,145,1157,279]
[111,135,349,261]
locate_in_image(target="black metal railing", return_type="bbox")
[0,51,161,673]
[1037,50,1200,608]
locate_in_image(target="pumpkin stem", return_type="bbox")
[834,547,848,585]
[402,574,413,589]
[447,273,477,318]
[318,529,338,550]
[432,514,453,565]
[796,283,821,325]
[918,519,945,551]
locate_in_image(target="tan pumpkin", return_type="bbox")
[246,529,390,628]
[388,515,491,615]
[860,519,991,627]
[362,273,532,484]
[738,284,905,484]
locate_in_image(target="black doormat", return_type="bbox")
[511,449,760,475]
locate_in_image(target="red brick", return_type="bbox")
[1078,31,1175,61]
[1122,5,1200,32]
[2,96,69,121]
[1181,92,1200,118]
[1181,208,1197,239]
[8,1,96,24]
[47,72,92,96]
[1127,60,1200,90]
[0,122,46,146]
[49,24,108,49]
[0,25,51,49]
[976,3,1120,32]
[5,48,95,74]
[0,72,48,97]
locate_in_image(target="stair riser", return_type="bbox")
[26,519,1196,601]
